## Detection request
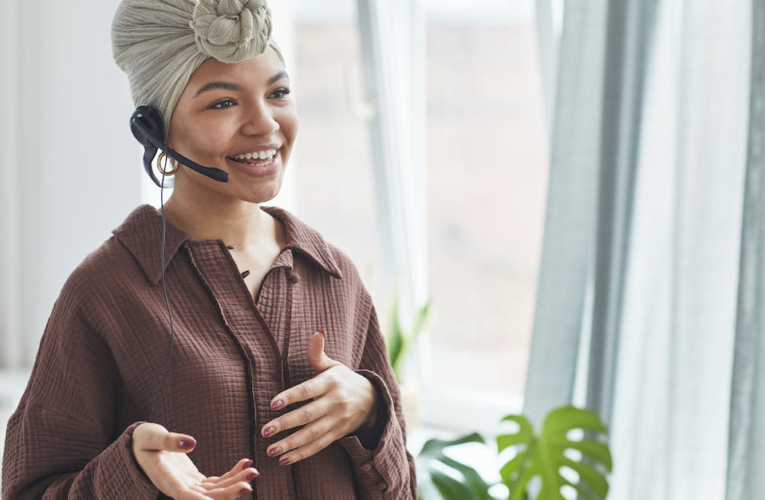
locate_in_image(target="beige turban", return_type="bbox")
[111,0,284,139]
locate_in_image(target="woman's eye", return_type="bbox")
[209,89,290,110]
[210,99,236,110]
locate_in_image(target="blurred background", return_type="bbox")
[1,0,762,498]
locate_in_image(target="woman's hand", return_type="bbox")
[260,329,380,466]
[131,422,259,499]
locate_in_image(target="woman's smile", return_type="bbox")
[226,148,281,177]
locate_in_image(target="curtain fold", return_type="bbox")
[523,0,609,426]
[727,0,765,497]
[586,0,657,427]
[526,0,753,497]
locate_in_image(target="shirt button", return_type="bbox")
[375,480,387,491]
[360,461,373,472]
[288,272,300,283]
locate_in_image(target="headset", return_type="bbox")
[130,105,229,423]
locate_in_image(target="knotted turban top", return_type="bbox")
[111,0,284,139]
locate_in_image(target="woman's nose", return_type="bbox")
[241,104,280,136]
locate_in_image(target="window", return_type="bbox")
[293,0,549,433]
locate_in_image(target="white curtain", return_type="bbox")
[355,0,428,383]
[525,0,755,497]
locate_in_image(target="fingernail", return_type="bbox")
[319,329,326,337]
[268,446,282,457]
[247,472,258,481]
[263,426,275,437]
[244,459,253,468]
[271,400,284,411]
[238,487,251,495]
[279,457,291,467]
[178,438,196,449]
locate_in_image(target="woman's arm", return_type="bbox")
[1,282,160,499]
[338,300,418,500]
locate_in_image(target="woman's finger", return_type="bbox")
[267,414,336,465]
[198,467,258,491]
[262,397,331,440]
[199,480,253,500]
[201,458,252,484]
[269,371,334,410]
[151,426,197,453]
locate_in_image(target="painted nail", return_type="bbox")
[178,438,196,449]
[238,487,251,495]
[268,446,282,457]
[247,472,258,481]
[279,457,291,467]
[244,459,253,468]
[263,426,275,437]
[271,400,284,411]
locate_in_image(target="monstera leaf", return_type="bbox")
[498,406,612,500]
[416,432,495,500]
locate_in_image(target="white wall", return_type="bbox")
[1,0,143,369]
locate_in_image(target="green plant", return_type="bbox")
[416,433,494,500]
[414,405,612,500]
[499,406,612,500]
[383,282,433,382]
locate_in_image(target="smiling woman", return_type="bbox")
[0,0,417,499]
[164,51,297,200]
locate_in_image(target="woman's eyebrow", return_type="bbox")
[194,71,290,99]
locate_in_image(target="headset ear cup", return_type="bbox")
[130,105,168,188]
[130,105,166,148]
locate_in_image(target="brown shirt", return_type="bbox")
[1,203,417,499]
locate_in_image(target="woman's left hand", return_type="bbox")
[261,329,380,466]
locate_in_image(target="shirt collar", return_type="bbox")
[111,203,344,285]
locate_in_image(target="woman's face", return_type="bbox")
[166,46,297,204]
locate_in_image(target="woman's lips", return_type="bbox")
[225,150,281,177]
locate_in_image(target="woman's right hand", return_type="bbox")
[131,422,259,499]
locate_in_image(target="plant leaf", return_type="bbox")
[420,432,486,457]
[430,467,477,500]
[416,432,495,500]
[384,284,404,377]
[498,405,611,500]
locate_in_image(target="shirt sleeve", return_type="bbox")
[1,285,160,499]
[338,300,418,500]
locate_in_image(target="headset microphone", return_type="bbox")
[129,104,229,423]
[130,105,230,186]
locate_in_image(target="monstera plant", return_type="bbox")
[498,405,612,500]
[415,405,613,500]
[376,282,612,499]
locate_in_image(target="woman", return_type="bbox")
[0,0,417,498]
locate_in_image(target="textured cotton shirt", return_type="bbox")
[2,203,417,499]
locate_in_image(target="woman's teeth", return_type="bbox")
[230,149,277,161]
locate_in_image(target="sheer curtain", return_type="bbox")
[355,0,428,383]
[525,0,756,497]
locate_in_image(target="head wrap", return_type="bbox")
[111,0,284,139]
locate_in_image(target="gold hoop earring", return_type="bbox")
[156,152,180,176]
